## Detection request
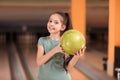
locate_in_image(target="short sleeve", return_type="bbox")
[38,37,44,46]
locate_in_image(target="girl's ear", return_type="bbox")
[61,25,66,31]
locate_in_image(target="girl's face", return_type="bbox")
[47,13,66,34]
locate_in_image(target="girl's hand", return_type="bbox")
[54,44,63,53]
[74,46,86,57]
[66,46,86,71]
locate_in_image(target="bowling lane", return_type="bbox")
[70,67,90,80]
[0,35,10,80]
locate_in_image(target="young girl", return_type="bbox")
[36,12,86,80]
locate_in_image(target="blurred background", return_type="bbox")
[0,0,119,80]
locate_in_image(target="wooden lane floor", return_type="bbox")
[0,40,10,80]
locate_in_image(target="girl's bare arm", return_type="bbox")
[67,46,86,71]
[36,44,62,67]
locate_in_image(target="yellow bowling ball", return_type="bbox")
[61,29,86,55]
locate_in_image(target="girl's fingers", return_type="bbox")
[60,44,65,52]
[74,46,86,56]
[80,46,86,56]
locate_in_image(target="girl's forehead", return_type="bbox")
[50,14,63,21]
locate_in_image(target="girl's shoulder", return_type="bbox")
[38,36,50,44]
[38,36,49,40]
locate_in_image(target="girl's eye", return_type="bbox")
[49,20,52,23]
[54,21,59,24]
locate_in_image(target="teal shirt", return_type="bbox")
[37,36,71,80]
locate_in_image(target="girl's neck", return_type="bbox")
[49,34,60,41]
